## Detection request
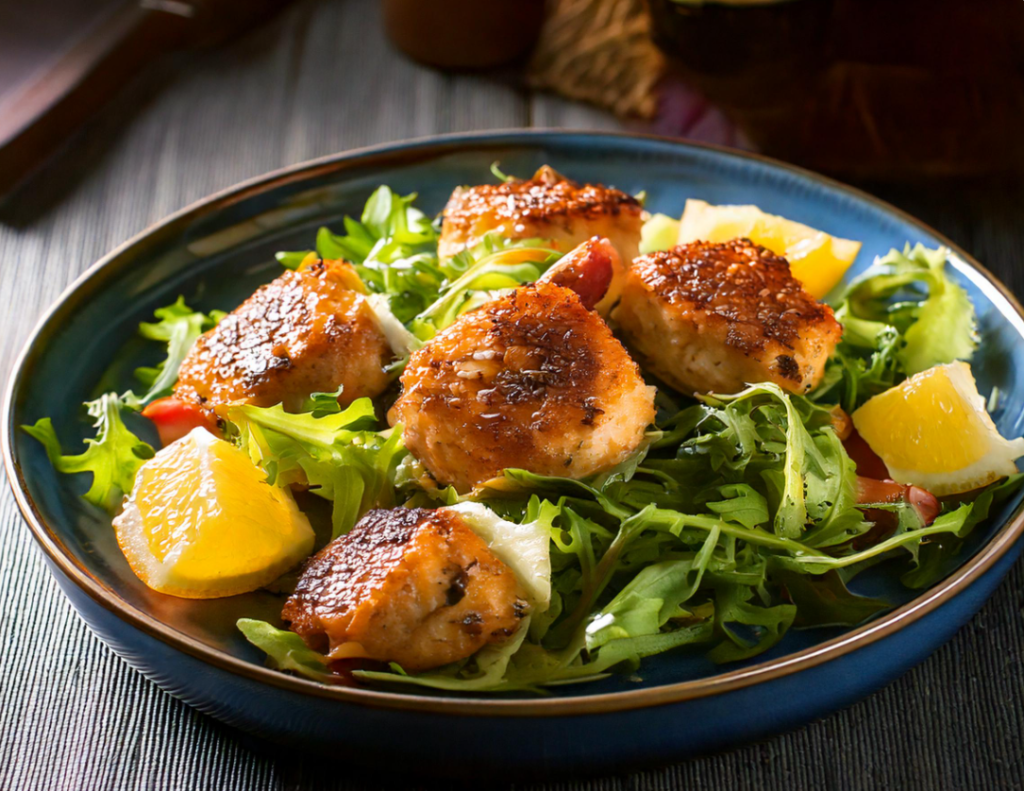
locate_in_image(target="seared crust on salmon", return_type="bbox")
[283,508,527,672]
[389,281,656,493]
[175,259,391,414]
[439,166,642,314]
[613,239,842,395]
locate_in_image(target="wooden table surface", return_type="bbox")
[2,1,1022,788]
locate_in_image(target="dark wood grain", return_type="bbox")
[1,1,1022,788]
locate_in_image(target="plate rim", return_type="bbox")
[5,128,1024,718]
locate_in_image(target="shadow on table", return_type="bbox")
[0,0,534,231]
[0,62,173,229]
[0,8,300,229]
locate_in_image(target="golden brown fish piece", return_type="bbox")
[613,239,842,396]
[174,258,391,416]
[389,280,656,493]
[282,507,527,672]
[439,166,642,314]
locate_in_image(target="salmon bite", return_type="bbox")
[389,274,656,493]
[174,258,391,423]
[439,166,642,314]
[283,508,528,672]
[613,239,842,396]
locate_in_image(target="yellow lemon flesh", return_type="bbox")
[677,199,862,298]
[852,361,1024,496]
[113,427,314,599]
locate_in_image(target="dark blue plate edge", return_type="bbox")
[4,129,1024,719]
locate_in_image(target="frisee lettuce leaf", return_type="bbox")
[120,297,224,409]
[23,393,154,512]
[225,398,405,538]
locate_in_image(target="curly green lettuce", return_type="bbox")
[225,397,405,539]
[123,297,225,408]
[814,243,977,411]
[23,394,154,512]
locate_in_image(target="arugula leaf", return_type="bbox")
[23,393,154,512]
[706,585,796,663]
[772,504,976,573]
[772,566,889,628]
[901,474,1024,589]
[689,384,853,540]
[705,483,768,529]
[586,523,720,650]
[448,369,1011,681]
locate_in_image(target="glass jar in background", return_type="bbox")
[383,0,546,71]
[648,0,1024,180]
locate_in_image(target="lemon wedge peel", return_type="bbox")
[677,199,862,299]
[114,427,315,599]
[852,362,1024,496]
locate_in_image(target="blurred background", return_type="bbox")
[2,1,1024,788]
[3,0,1023,208]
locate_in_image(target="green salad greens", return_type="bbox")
[275,184,561,352]
[24,394,154,512]
[26,180,1024,694]
[812,243,978,413]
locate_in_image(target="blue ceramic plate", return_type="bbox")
[5,132,1024,775]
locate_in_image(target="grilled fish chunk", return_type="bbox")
[175,259,391,415]
[439,166,642,314]
[613,239,842,395]
[389,280,656,493]
[282,507,527,672]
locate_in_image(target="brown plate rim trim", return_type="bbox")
[5,129,1024,718]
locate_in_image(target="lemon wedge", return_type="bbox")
[113,427,314,599]
[677,199,861,298]
[852,361,1024,496]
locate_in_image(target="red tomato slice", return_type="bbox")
[843,430,890,480]
[539,236,616,311]
[855,475,940,526]
[141,397,219,447]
